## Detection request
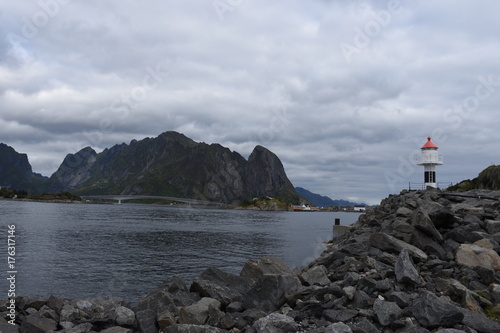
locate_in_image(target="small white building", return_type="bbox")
[416,137,443,188]
[353,206,366,212]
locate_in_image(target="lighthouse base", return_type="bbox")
[408,182,454,190]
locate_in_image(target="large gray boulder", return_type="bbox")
[370,232,428,262]
[461,307,500,332]
[485,219,500,234]
[242,274,302,313]
[0,323,20,333]
[395,248,420,285]
[20,315,58,333]
[135,309,159,333]
[115,305,136,327]
[178,297,221,325]
[240,256,296,280]
[420,202,455,228]
[299,265,330,286]
[135,277,200,315]
[373,298,401,326]
[190,267,254,307]
[253,313,299,333]
[164,324,225,333]
[412,207,443,242]
[411,291,464,328]
[325,322,353,333]
[100,327,133,333]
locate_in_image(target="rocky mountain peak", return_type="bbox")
[49,146,97,191]
[0,143,35,190]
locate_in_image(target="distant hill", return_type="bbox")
[448,164,500,191]
[1,132,302,204]
[295,187,366,207]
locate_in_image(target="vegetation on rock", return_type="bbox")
[449,164,500,191]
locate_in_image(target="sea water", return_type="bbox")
[0,200,362,303]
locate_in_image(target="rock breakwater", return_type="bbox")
[2,189,500,332]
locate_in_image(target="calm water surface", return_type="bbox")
[0,200,362,303]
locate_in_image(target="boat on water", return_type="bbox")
[290,204,320,212]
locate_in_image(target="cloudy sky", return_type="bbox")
[1,0,499,205]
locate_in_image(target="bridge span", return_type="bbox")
[81,195,223,206]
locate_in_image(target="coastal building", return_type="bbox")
[353,205,366,212]
[416,137,443,188]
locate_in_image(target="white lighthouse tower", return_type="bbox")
[417,137,443,188]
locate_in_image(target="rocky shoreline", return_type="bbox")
[2,189,500,333]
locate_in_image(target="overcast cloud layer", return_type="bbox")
[1,0,499,205]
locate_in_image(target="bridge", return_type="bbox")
[81,195,223,206]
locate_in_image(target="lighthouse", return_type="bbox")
[417,137,443,188]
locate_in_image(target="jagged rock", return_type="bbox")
[456,240,500,270]
[226,301,243,313]
[386,291,413,308]
[15,296,47,311]
[20,315,58,333]
[253,313,299,333]
[60,304,85,322]
[0,322,20,333]
[349,317,379,333]
[179,297,221,325]
[351,290,371,309]
[66,322,93,333]
[369,232,428,262]
[322,309,358,322]
[446,224,485,244]
[164,324,225,333]
[241,307,267,324]
[373,298,401,326]
[135,309,159,333]
[420,202,455,228]
[115,305,136,327]
[190,267,254,306]
[490,283,500,303]
[461,307,500,332]
[395,248,420,285]
[411,291,464,328]
[412,207,443,242]
[38,304,59,322]
[158,311,176,329]
[240,256,296,280]
[485,220,500,234]
[60,321,75,330]
[325,322,353,333]
[47,295,64,315]
[343,286,356,301]
[434,329,466,333]
[100,327,133,333]
[242,274,302,313]
[396,207,413,217]
[299,265,330,286]
[136,277,200,315]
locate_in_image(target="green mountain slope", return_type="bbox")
[448,165,500,191]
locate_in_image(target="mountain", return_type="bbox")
[448,164,500,191]
[45,131,301,204]
[0,143,48,193]
[295,187,366,207]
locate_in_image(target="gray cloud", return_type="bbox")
[1,0,500,205]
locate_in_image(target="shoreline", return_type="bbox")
[3,189,500,332]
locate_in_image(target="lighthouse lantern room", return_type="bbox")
[416,137,443,188]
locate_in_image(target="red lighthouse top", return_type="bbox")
[421,137,438,149]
